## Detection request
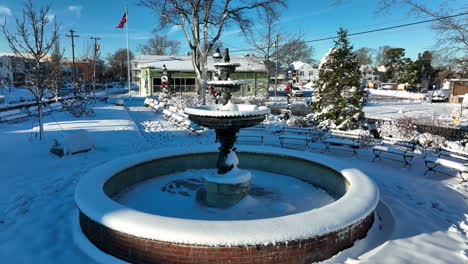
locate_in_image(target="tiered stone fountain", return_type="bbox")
[184,48,270,208]
[74,48,380,264]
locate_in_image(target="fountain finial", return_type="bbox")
[213,48,222,60]
[223,48,230,63]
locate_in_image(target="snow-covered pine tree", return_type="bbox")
[311,27,365,130]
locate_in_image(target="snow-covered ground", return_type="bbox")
[0,98,467,263]
[367,88,427,100]
[364,94,468,127]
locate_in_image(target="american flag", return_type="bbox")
[115,13,127,29]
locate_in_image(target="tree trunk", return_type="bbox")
[38,99,44,140]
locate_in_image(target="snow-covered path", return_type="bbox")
[125,101,215,148]
[0,100,467,263]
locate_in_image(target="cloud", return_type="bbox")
[0,6,12,16]
[46,14,55,22]
[68,5,82,17]
[168,25,181,34]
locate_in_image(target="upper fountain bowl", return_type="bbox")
[184,104,270,129]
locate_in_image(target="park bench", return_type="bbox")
[278,126,322,149]
[0,109,28,122]
[27,105,52,115]
[424,147,468,182]
[237,125,265,145]
[144,98,154,107]
[48,102,63,111]
[323,130,366,156]
[372,137,416,167]
[182,120,204,135]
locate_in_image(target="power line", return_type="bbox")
[230,12,468,53]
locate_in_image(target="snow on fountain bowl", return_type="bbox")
[184,103,271,129]
[74,145,379,264]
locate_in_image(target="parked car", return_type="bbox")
[431,89,450,102]
[291,86,303,97]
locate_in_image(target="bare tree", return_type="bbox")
[354,47,374,65]
[278,33,315,65]
[377,0,468,55]
[47,40,64,102]
[139,0,286,104]
[138,33,180,55]
[243,9,280,83]
[1,0,60,140]
[375,45,392,66]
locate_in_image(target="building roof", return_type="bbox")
[0,52,52,60]
[132,55,268,72]
[288,61,315,71]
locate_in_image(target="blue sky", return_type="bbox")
[0,0,466,62]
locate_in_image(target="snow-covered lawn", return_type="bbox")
[0,99,467,263]
[364,97,468,127]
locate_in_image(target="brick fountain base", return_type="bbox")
[75,146,380,264]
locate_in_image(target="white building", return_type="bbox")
[288,61,317,85]
[0,53,16,83]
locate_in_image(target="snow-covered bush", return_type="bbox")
[414,132,446,150]
[286,116,308,127]
[63,99,95,118]
[377,117,417,140]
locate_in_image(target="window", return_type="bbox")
[152,77,162,92]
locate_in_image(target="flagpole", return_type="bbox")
[125,4,132,101]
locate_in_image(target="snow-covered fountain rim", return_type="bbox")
[184,104,270,117]
[75,145,379,246]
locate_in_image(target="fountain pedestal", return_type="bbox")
[185,48,270,208]
[203,171,251,208]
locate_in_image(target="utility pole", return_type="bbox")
[90,37,101,102]
[66,29,79,96]
[275,34,280,97]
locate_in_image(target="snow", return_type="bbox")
[367,89,426,100]
[63,130,95,155]
[75,145,379,246]
[324,137,360,147]
[364,96,468,127]
[425,156,468,172]
[207,80,248,85]
[225,149,239,167]
[184,104,270,117]
[115,168,333,220]
[213,62,241,67]
[0,97,467,263]
[204,167,252,184]
[218,100,239,111]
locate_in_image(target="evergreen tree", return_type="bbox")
[312,27,364,130]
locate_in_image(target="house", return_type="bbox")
[288,61,317,85]
[0,53,59,86]
[0,53,35,86]
[359,65,386,87]
[131,54,269,97]
[62,57,104,82]
[442,79,468,103]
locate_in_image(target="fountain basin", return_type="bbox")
[75,145,379,264]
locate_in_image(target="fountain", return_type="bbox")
[184,48,270,208]
[74,48,380,264]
